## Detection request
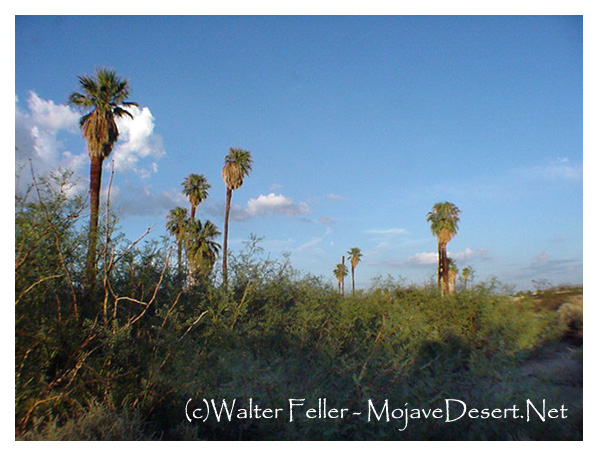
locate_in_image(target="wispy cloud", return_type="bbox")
[231,193,310,221]
[327,193,348,201]
[501,251,583,286]
[113,185,185,217]
[365,228,407,236]
[318,216,336,225]
[513,157,582,181]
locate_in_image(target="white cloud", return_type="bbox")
[406,252,438,266]
[232,193,310,220]
[113,105,165,177]
[405,247,490,266]
[450,247,490,262]
[15,92,168,215]
[327,193,348,201]
[15,92,82,184]
[16,92,165,184]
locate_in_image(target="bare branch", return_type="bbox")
[15,274,63,306]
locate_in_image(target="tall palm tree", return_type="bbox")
[69,68,138,288]
[182,174,210,220]
[221,147,253,286]
[461,266,473,290]
[347,247,363,294]
[333,263,348,296]
[184,219,221,285]
[448,258,458,295]
[426,201,460,296]
[166,206,189,274]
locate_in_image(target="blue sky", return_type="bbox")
[15,15,583,290]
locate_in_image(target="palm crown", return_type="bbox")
[347,247,363,268]
[166,207,189,240]
[426,201,461,244]
[182,174,210,218]
[68,68,138,159]
[222,148,253,190]
[333,263,348,281]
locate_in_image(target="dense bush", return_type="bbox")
[15,171,581,440]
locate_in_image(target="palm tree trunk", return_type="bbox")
[341,256,345,297]
[86,155,103,290]
[351,266,355,294]
[177,239,182,275]
[438,240,450,296]
[437,240,443,292]
[439,244,450,296]
[222,188,232,286]
[190,205,196,220]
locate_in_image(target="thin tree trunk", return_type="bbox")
[351,266,355,294]
[222,188,232,286]
[341,256,345,297]
[86,155,103,290]
[190,205,196,220]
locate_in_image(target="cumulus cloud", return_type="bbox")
[406,252,438,266]
[231,193,310,221]
[16,92,165,184]
[15,91,173,220]
[112,105,165,177]
[16,92,83,182]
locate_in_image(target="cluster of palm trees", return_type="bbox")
[70,67,469,296]
[166,148,253,286]
[166,174,219,285]
[333,248,362,296]
[70,68,253,289]
[333,203,465,296]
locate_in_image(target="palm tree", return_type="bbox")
[69,68,138,288]
[347,247,363,294]
[184,219,221,286]
[166,206,189,274]
[426,201,460,296]
[333,263,348,296]
[182,174,210,220]
[461,266,473,290]
[448,258,459,295]
[221,147,253,286]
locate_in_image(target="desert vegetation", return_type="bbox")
[14,69,583,440]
